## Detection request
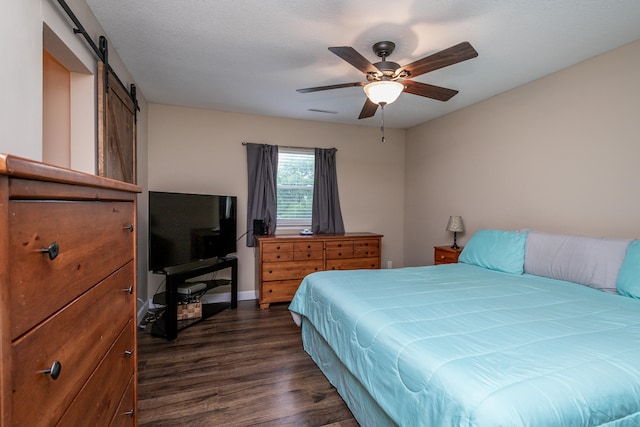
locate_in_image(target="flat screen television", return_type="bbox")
[148,191,237,271]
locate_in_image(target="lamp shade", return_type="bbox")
[363,81,404,105]
[446,216,464,233]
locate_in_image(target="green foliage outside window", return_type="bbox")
[277,150,314,221]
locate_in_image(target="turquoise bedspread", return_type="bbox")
[288,263,640,426]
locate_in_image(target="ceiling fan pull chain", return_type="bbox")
[380,102,386,143]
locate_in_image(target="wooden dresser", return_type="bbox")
[255,233,382,309]
[0,154,140,426]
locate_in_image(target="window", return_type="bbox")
[277,147,314,226]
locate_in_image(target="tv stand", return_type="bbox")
[151,256,238,341]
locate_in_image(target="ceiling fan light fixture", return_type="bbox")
[363,80,404,105]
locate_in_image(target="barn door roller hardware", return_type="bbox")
[55,0,138,109]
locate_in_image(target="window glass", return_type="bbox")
[277,148,314,226]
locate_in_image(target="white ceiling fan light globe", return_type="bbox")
[363,81,404,105]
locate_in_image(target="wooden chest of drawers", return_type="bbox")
[255,233,382,309]
[0,154,140,426]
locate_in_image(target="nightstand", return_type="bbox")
[434,246,463,265]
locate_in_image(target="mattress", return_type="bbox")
[288,263,640,426]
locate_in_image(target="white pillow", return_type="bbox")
[523,230,632,293]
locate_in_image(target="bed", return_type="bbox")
[288,229,640,426]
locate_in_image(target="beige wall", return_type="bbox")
[147,104,405,300]
[1,1,43,159]
[404,39,640,266]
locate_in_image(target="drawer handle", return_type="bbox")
[276,246,281,250]
[123,224,134,232]
[123,285,133,294]
[338,252,342,256]
[38,242,59,261]
[42,360,62,380]
[307,253,311,258]
[124,349,134,357]
[276,255,281,259]
[123,409,135,417]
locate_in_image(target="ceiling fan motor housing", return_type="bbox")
[369,41,406,81]
[369,61,401,81]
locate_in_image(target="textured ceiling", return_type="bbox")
[85,0,640,129]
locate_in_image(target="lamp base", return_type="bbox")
[451,232,459,249]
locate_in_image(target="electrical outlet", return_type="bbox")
[387,260,392,269]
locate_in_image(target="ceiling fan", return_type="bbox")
[297,41,478,119]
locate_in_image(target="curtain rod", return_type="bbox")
[241,142,336,151]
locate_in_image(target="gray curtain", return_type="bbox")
[312,147,345,234]
[245,143,278,247]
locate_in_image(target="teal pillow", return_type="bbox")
[459,229,527,274]
[617,240,640,299]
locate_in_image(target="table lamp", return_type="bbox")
[446,216,464,249]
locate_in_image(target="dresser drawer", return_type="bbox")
[262,242,294,253]
[57,320,135,426]
[434,246,462,265]
[111,375,136,427]
[293,250,323,261]
[435,253,458,264]
[11,262,134,426]
[9,200,134,338]
[325,240,354,251]
[262,260,323,281]
[354,239,380,257]
[354,245,379,258]
[326,258,380,270]
[262,251,294,262]
[293,241,323,252]
[325,249,354,259]
[261,279,303,304]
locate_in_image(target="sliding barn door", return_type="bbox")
[97,61,136,184]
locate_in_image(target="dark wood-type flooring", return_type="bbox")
[137,300,358,426]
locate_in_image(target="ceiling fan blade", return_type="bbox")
[297,82,365,93]
[358,98,379,119]
[329,46,380,75]
[399,42,478,78]
[402,80,459,101]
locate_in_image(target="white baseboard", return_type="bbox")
[137,298,150,326]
